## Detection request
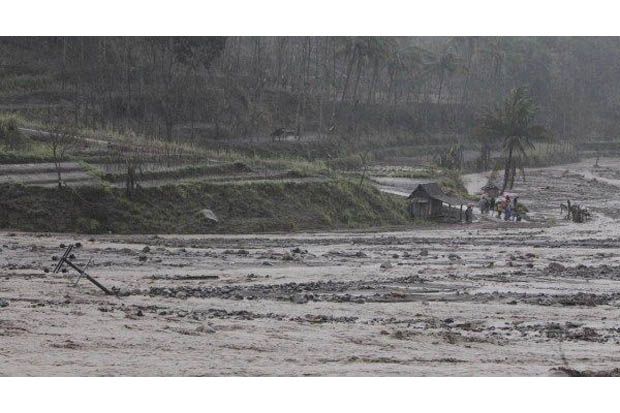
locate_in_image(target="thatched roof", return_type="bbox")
[481,183,500,191]
[408,182,466,206]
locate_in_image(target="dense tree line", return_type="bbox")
[1,37,620,144]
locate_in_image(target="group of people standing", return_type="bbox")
[479,194,522,222]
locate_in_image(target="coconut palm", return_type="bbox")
[424,50,463,104]
[449,36,481,104]
[339,37,397,103]
[386,44,430,104]
[477,87,551,192]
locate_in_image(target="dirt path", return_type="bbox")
[0,160,328,188]
[0,162,99,187]
[2,158,620,376]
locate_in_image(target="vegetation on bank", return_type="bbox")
[476,87,552,191]
[2,38,611,237]
[0,179,410,234]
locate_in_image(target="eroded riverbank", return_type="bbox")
[2,158,620,375]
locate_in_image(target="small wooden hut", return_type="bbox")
[408,182,466,220]
[481,183,500,198]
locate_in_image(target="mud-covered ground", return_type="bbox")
[2,158,620,376]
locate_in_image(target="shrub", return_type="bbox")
[0,113,26,149]
[76,217,102,233]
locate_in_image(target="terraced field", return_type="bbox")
[0,162,98,187]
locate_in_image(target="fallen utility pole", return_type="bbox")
[53,245,114,295]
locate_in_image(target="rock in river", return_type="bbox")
[196,323,216,334]
[547,262,566,273]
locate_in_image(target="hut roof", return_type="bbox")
[408,182,466,206]
[481,183,500,191]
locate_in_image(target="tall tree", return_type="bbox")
[424,50,462,104]
[477,87,551,192]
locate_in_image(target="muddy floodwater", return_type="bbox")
[2,158,620,376]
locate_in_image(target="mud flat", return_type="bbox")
[2,158,620,376]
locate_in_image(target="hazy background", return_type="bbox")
[1,37,618,146]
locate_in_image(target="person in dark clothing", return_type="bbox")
[512,196,520,221]
[504,195,512,221]
[465,205,473,223]
[489,196,496,214]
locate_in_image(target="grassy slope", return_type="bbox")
[0,179,410,234]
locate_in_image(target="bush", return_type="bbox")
[515,203,529,215]
[0,114,26,149]
[76,217,102,233]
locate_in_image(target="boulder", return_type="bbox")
[547,262,566,273]
[116,288,131,297]
[292,294,309,304]
[380,261,393,270]
[198,208,218,222]
[196,323,216,334]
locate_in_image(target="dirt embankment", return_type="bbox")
[0,179,409,234]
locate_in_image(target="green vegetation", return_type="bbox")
[0,114,61,162]
[0,113,25,149]
[1,37,617,154]
[476,87,551,191]
[439,170,472,200]
[520,142,580,168]
[1,37,611,235]
[0,179,410,234]
[371,167,436,179]
[0,145,55,164]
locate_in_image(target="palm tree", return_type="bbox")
[477,87,551,192]
[424,50,463,104]
[364,37,397,104]
[449,36,480,104]
[385,45,427,105]
[339,37,396,103]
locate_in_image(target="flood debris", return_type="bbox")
[195,323,217,334]
[380,261,393,269]
[553,367,620,377]
[546,262,566,273]
[52,244,114,295]
[150,274,219,281]
[560,200,591,223]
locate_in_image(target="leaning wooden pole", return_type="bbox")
[53,245,114,295]
[62,259,114,295]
